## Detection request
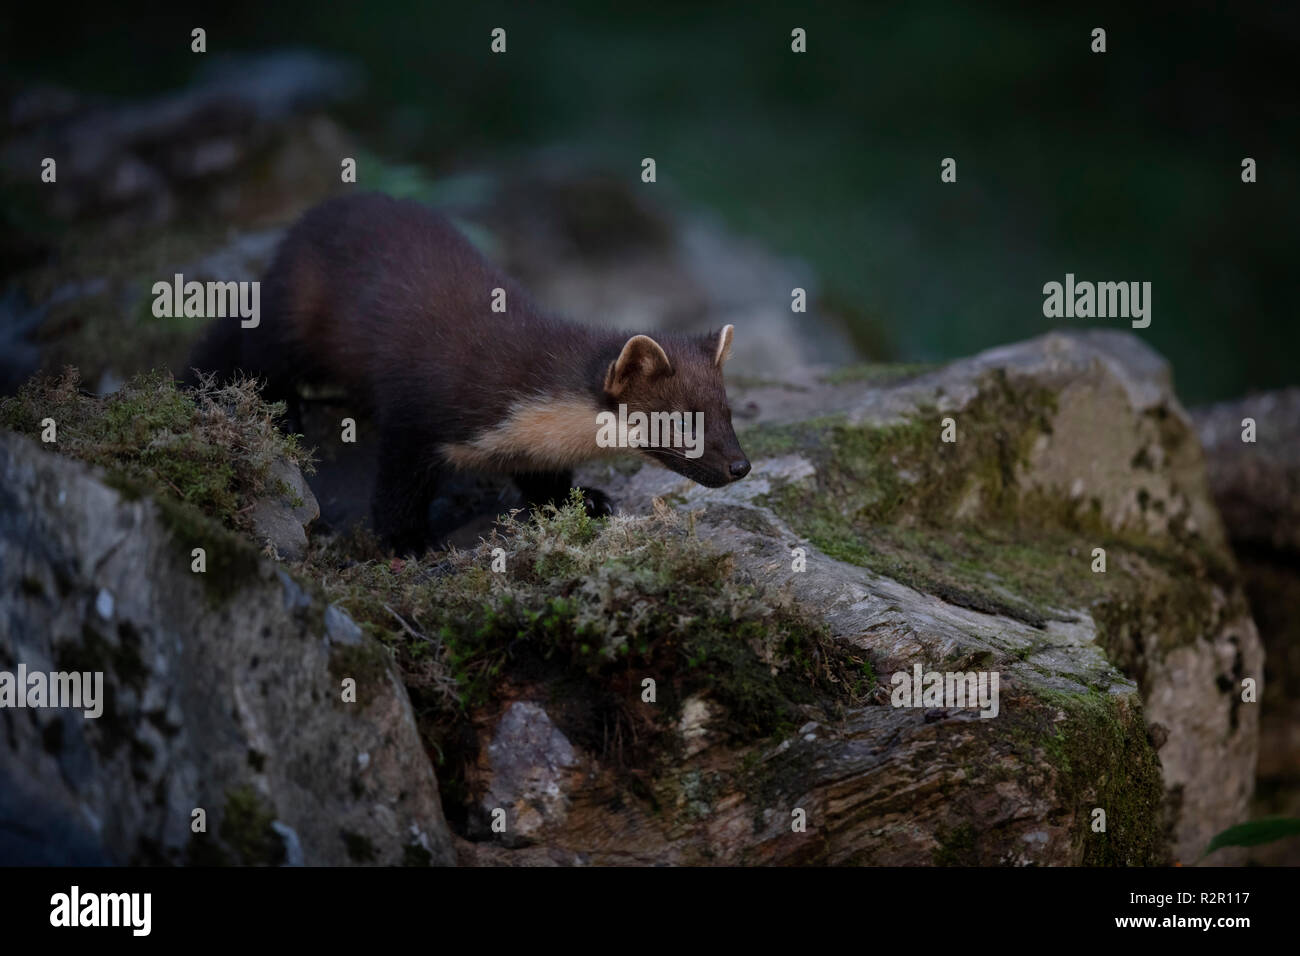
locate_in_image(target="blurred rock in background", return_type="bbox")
[1194,390,1300,865]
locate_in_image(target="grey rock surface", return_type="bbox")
[478,701,580,844]
[249,458,320,561]
[0,432,454,865]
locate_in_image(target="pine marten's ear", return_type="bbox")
[605,334,673,398]
[714,324,734,368]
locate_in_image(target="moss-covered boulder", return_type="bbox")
[541,329,1260,865]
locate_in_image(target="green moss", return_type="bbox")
[311,493,875,797]
[999,689,1167,865]
[746,372,1070,625]
[151,492,264,604]
[838,525,1080,627]
[932,822,979,866]
[2,367,312,535]
[748,370,1234,657]
[740,415,844,461]
[220,787,286,866]
[818,362,938,386]
[328,640,394,706]
[1090,551,1244,696]
[727,374,812,392]
[3,367,312,601]
[756,370,1056,531]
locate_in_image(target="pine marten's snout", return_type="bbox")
[714,432,751,484]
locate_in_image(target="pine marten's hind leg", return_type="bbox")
[513,470,613,518]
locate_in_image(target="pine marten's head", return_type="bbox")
[602,325,751,488]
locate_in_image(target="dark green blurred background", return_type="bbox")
[3,0,1296,404]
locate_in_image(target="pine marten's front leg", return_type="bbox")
[371,421,443,555]
[513,470,613,519]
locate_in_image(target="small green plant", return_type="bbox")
[1203,817,1300,858]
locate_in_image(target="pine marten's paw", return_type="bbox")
[524,486,612,520]
[577,487,614,519]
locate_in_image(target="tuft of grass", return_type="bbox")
[309,492,875,769]
[1,366,313,534]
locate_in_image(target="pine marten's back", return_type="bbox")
[249,193,544,415]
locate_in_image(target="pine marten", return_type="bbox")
[185,192,751,553]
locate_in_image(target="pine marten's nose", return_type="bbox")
[729,458,751,480]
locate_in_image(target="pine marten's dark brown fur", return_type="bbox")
[185,192,750,553]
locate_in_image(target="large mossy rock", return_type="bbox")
[0,431,454,865]
[461,329,1255,865]
[0,330,1262,866]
